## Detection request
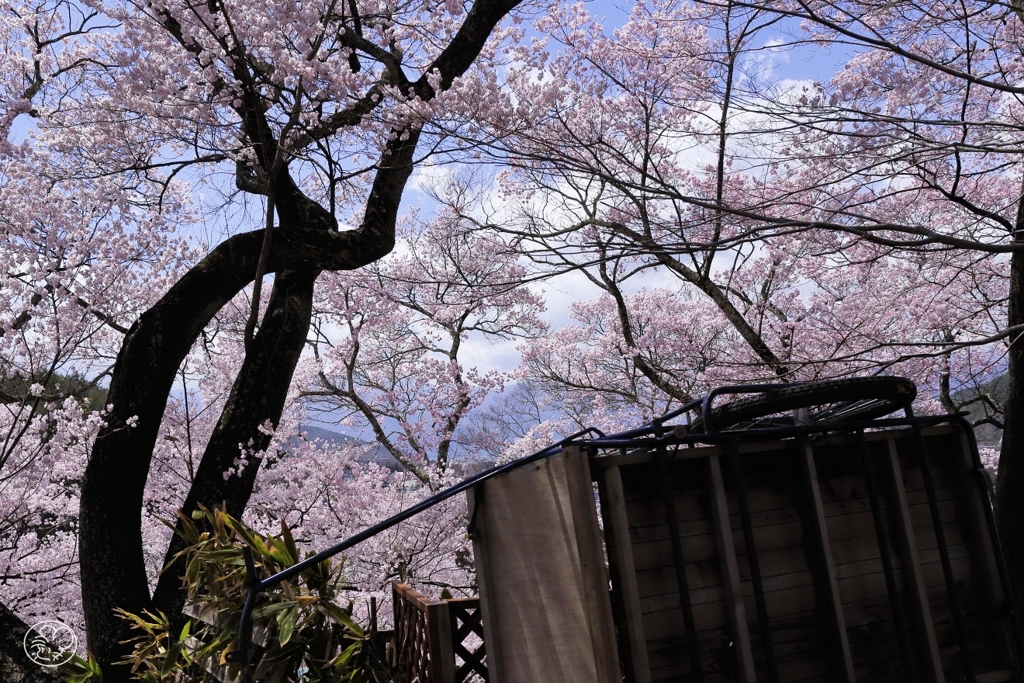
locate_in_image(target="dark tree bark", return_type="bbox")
[0,601,66,683]
[996,185,1024,619]
[78,0,523,678]
[146,140,334,630]
[150,265,319,626]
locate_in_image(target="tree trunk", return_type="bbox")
[77,233,335,679]
[151,266,318,627]
[0,601,66,683]
[996,181,1024,620]
[79,139,418,682]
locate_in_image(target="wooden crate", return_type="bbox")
[592,423,1020,683]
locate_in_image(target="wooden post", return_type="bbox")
[393,582,456,683]
[428,600,455,683]
[883,439,945,682]
[469,447,620,683]
[603,464,652,683]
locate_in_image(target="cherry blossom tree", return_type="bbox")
[719,0,1024,613]
[0,1,206,674]
[235,205,546,605]
[0,0,529,675]
[467,0,1024,611]
[303,206,545,481]
[10,0,1024,677]
[450,0,998,408]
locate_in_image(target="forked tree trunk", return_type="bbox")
[78,2,525,677]
[150,266,318,628]
[79,159,411,681]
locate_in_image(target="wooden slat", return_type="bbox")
[603,464,653,683]
[917,430,1019,678]
[798,440,856,683]
[883,438,946,682]
[948,428,1009,608]
[706,454,757,682]
[910,425,977,681]
[639,596,729,640]
[637,550,977,623]
[564,447,623,683]
[625,479,966,534]
[653,451,703,677]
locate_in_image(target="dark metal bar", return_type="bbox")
[228,547,260,677]
[260,429,600,588]
[911,423,975,683]
[701,384,789,433]
[856,430,915,679]
[656,440,703,680]
[591,414,963,454]
[723,438,778,683]
[609,401,702,440]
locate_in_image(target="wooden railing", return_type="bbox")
[392,582,487,683]
[184,584,484,683]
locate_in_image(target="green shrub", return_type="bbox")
[62,507,396,683]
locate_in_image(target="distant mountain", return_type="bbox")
[292,426,404,472]
[290,426,497,476]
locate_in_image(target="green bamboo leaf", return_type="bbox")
[159,643,182,677]
[266,541,293,567]
[278,604,299,646]
[281,519,299,563]
[178,619,191,643]
[253,601,298,619]
[222,515,261,549]
[185,557,201,587]
[202,548,247,562]
[59,652,103,683]
[319,601,364,636]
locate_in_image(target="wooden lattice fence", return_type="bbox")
[446,598,486,682]
[392,582,487,683]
